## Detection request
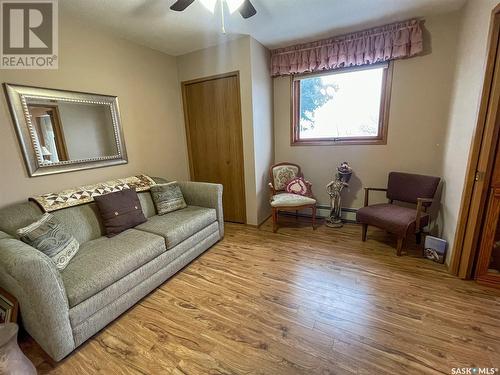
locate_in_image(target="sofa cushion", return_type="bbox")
[52,203,104,244]
[136,205,217,249]
[0,231,12,240]
[52,192,156,243]
[61,229,166,307]
[138,191,156,219]
[356,203,430,236]
[68,222,220,328]
[0,202,43,237]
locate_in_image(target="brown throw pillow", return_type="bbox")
[94,188,147,237]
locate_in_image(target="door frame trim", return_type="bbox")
[449,4,500,278]
[181,71,247,224]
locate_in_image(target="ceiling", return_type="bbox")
[61,0,466,56]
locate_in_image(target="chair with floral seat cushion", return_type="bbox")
[356,172,441,256]
[269,162,317,232]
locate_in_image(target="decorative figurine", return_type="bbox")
[326,162,353,228]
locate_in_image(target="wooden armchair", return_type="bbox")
[269,162,317,232]
[356,172,440,255]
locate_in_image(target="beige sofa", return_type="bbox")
[0,179,223,361]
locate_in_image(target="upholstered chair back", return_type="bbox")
[387,172,440,206]
[271,164,301,192]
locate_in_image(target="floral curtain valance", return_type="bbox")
[270,19,423,77]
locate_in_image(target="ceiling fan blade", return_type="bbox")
[239,0,256,19]
[170,0,195,11]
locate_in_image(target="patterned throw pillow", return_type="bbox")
[150,182,187,215]
[17,213,79,270]
[285,177,312,196]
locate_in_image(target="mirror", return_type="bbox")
[3,84,127,177]
[27,102,119,164]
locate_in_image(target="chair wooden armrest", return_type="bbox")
[415,197,434,230]
[268,182,276,198]
[363,187,388,207]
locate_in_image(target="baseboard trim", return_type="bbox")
[257,214,272,228]
[243,214,273,228]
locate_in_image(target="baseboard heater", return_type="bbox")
[280,205,358,224]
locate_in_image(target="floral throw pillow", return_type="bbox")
[285,177,312,197]
[273,166,299,190]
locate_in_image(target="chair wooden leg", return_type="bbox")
[361,224,368,242]
[396,237,405,256]
[415,231,422,245]
[312,206,317,230]
[272,208,278,233]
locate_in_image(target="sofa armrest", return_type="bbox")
[0,238,74,361]
[177,181,224,238]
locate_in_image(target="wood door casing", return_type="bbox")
[450,7,500,278]
[29,105,69,161]
[182,72,246,223]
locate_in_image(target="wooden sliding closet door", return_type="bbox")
[475,136,500,287]
[182,72,246,223]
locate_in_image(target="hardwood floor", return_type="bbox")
[20,217,500,374]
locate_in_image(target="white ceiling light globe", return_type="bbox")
[226,0,245,13]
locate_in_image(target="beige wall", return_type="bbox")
[250,38,274,224]
[177,36,273,225]
[273,13,460,226]
[0,8,189,208]
[441,0,499,263]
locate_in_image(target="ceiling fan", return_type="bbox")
[170,0,257,19]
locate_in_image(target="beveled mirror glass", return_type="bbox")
[3,84,127,177]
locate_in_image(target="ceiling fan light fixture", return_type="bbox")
[226,0,245,14]
[170,0,256,21]
[199,0,217,13]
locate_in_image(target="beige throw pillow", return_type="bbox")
[150,182,187,215]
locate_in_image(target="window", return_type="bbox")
[291,62,392,145]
